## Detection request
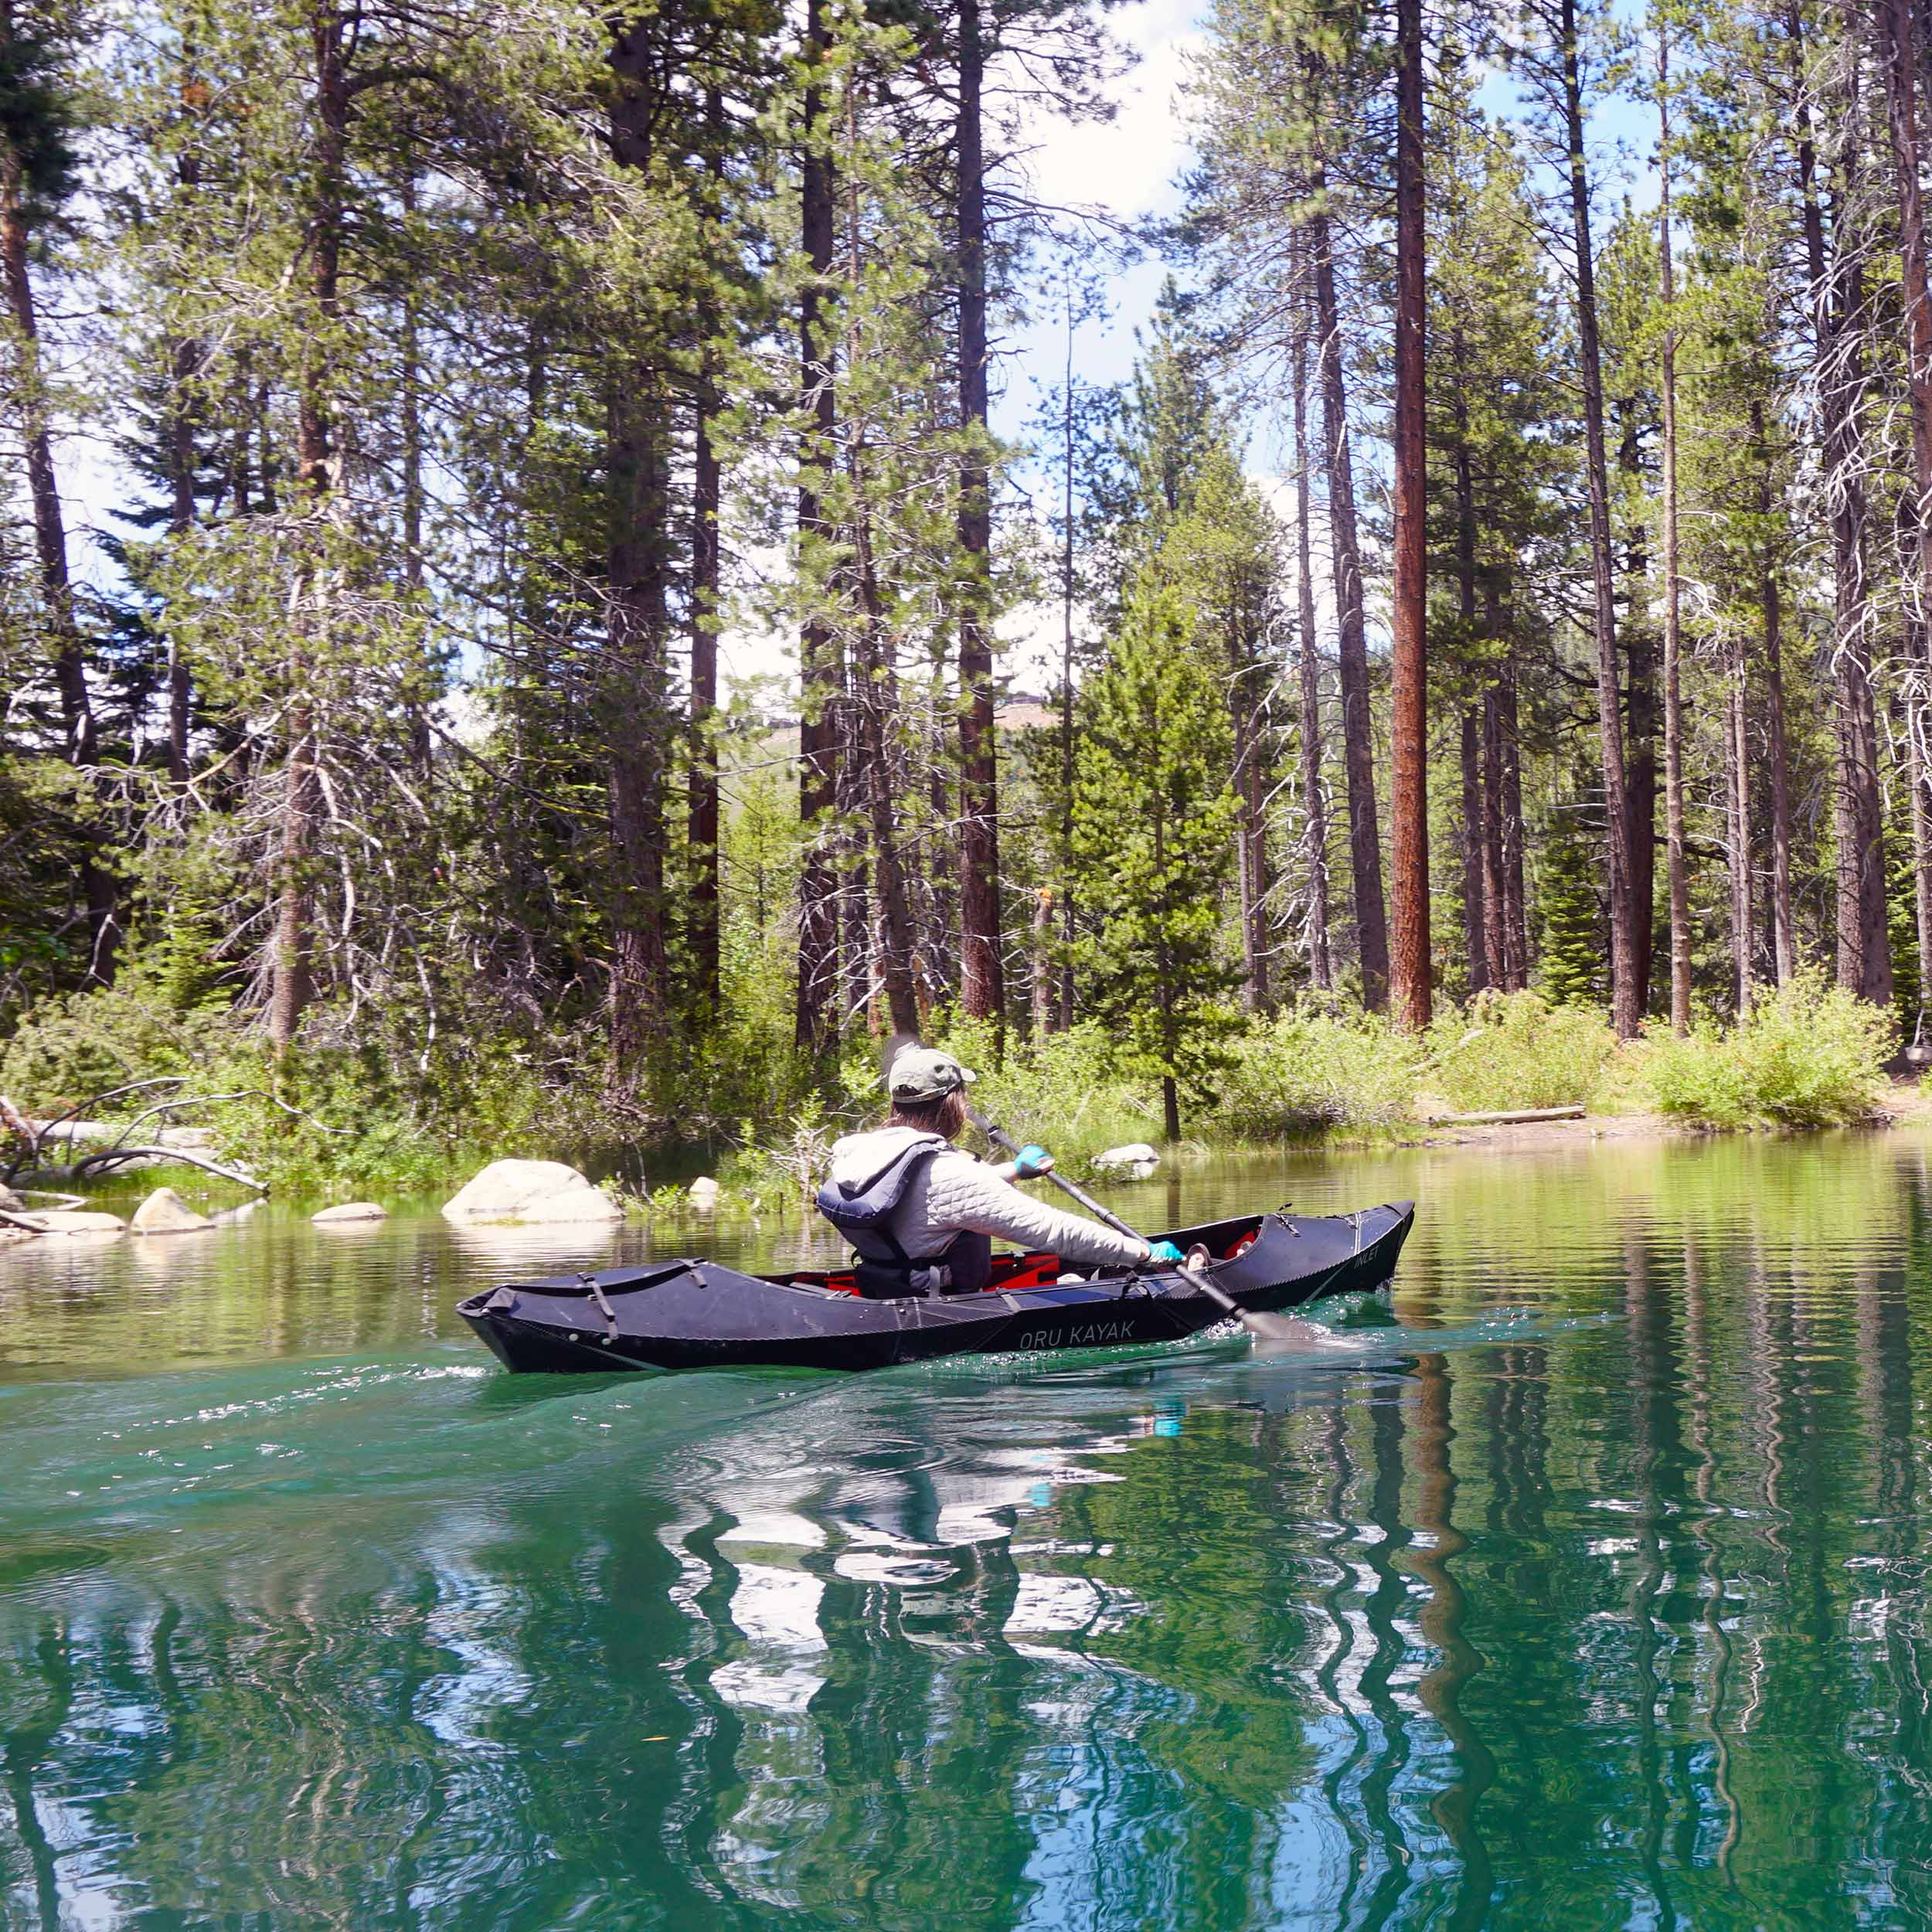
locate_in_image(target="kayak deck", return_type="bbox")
[456,1202,1416,1374]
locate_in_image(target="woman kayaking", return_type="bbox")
[815,1046,1185,1299]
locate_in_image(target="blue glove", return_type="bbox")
[1146,1240,1184,1267]
[1014,1144,1053,1179]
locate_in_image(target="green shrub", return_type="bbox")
[1425,990,1618,1113]
[0,961,234,1109]
[1215,1006,1423,1139]
[1638,971,1892,1130]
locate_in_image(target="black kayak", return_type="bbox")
[456,1200,1416,1374]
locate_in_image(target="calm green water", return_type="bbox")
[4,1131,1932,1929]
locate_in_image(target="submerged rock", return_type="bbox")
[313,1201,387,1226]
[131,1187,214,1236]
[441,1159,622,1226]
[1092,1142,1159,1179]
[14,1209,126,1238]
[688,1176,722,1212]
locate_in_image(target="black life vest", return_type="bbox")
[814,1137,992,1300]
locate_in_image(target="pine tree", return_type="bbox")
[1070,580,1240,1143]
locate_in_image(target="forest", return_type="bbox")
[0,0,1927,1179]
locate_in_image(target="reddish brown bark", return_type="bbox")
[1388,0,1428,1032]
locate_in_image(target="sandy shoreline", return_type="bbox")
[1388,1074,1932,1153]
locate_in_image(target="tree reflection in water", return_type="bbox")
[2,1135,1932,1927]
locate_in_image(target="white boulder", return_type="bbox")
[131,1187,214,1236]
[313,1201,387,1225]
[688,1176,722,1212]
[441,1159,623,1226]
[1092,1142,1159,1179]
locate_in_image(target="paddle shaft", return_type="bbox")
[966,1104,1250,1321]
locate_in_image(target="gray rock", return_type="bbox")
[688,1176,722,1212]
[1092,1142,1159,1178]
[312,1201,388,1226]
[131,1187,214,1236]
[12,1209,126,1238]
[441,1158,623,1226]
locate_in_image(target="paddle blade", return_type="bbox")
[1240,1309,1352,1350]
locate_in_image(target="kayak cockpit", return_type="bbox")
[770,1210,1270,1301]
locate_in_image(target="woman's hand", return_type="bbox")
[1013,1144,1055,1179]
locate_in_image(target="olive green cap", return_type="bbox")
[886,1046,976,1104]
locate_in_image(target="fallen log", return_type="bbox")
[1428,1105,1587,1127]
[69,1146,267,1192]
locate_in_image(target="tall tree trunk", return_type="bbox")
[1057,286,1077,1029]
[1750,398,1798,983]
[1487,577,1529,989]
[848,591,917,1036]
[168,331,197,785]
[1388,0,1429,1031]
[1451,348,1487,993]
[955,0,1004,1028]
[607,15,672,1078]
[0,0,114,978]
[1031,888,1053,1042]
[1291,274,1332,992]
[795,0,839,1053]
[1619,400,1657,1016]
[1459,712,1487,994]
[1481,685,1509,989]
[1727,649,1753,1019]
[1308,175,1388,1005]
[842,107,918,1040]
[1793,2,1891,1006]
[688,88,725,1021]
[398,171,430,776]
[1560,0,1641,1038]
[1231,648,1270,1012]
[1657,26,1692,1031]
[1881,0,1932,1009]
[271,2,352,1057]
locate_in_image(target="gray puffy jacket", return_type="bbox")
[821,1127,1149,1269]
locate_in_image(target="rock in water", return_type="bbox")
[0,1184,22,1213]
[15,1210,127,1238]
[688,1176,722,1212]
[131,1188,213,1236]
[441,1159,623,1226]
[1093,1143,1159,1179]
[313,1202,387,1226]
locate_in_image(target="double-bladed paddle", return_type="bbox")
[879,1030,1326,1345]
[962,1098,1323,1346]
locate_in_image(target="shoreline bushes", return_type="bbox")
[0,971,1898,1204]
